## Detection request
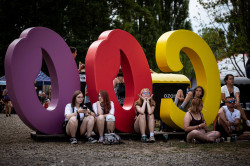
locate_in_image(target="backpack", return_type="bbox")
[117,83,125,97]
[103,133,121,145]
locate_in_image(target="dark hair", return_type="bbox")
[224,74,234,84]
[193,86,204,99]
[117,69,123,77]
[71,90,84,108]
[70,47,77,54]
[99,90,111,114]
[225,96,234,101]
[188,98,203,113]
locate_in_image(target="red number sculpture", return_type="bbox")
[85,29,152,133]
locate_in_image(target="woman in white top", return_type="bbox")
[93,90,115,142]
[221,74,250,127]
[64,90,96,144]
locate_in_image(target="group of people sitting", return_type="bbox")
[63,87,155,144]
[176,74,250,143]
[63,73,250,144]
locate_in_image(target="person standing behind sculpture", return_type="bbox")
[246,54,250,78]
[184,98,222,143]
[84,85,92,111]
[64,90,96,144]
[134,88,156,142]
[2,86,12,117]
[221,74,250,127]
[113,69,125,106]
[70,46,84,72]
[92,90,115,143]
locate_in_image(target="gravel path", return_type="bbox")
[0,114,250,166]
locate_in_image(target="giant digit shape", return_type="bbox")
[5,27,80,134]
[85,29,152,133]
[156,30,220,129]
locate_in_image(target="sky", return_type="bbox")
[189,0,210,34]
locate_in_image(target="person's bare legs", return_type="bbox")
[80,116,95,137]
[218,119,232,136]
[236,105,248,121]
[106,121,115,133]
[96,115,105,137]
[179,91,193,109]
[134,114,146,135]
[184,91,193,103]
[147,114,155,134]
[205,131,221,141]
[218,109,232,136]
[186,130,216,143]
[174,89,184,105]
[8,101,12,116]
[66,116,78,138]
[4,102,8,117]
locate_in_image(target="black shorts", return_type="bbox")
[62,120,83,137]
[215,122,243,138]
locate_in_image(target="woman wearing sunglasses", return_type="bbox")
[221,74,250,127]
[134,88,156,142]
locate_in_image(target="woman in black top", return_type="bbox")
[184,98,222,143]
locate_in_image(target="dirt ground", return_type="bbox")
[0,114,250,166]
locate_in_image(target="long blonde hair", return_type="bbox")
[188,98,203,114]
[134,88,155,107]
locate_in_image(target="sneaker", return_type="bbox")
[87,137,97,143]
[141,135,147,143]
[6,114,8,117]
[192,138,200,144]
[98,136,104,143]
[215,137,225,143]
[178,106,183,110]
[246,120,250,127]
[70,138,77,144]
[148,136,156,143]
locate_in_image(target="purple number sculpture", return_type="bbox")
[5,27,80,134]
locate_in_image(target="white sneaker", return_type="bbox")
[246,120,250,127]
[98,136,104,143]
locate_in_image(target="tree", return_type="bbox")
[200,27,227,59]
[198,0,250,77]
[0,0,192,77]
[110,0,193,76]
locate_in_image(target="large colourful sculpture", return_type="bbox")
[5,27,80,134]
[4,27,220,134]
[85,29,152,133]
[155,30,221,129]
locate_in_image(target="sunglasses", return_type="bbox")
[227,100,235,103]
[142,92,150,95]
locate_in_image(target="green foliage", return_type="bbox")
[198,0,250,77]
[200,27,227,59]
[0,0,192,77]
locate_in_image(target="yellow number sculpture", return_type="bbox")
[155,30,220,129]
